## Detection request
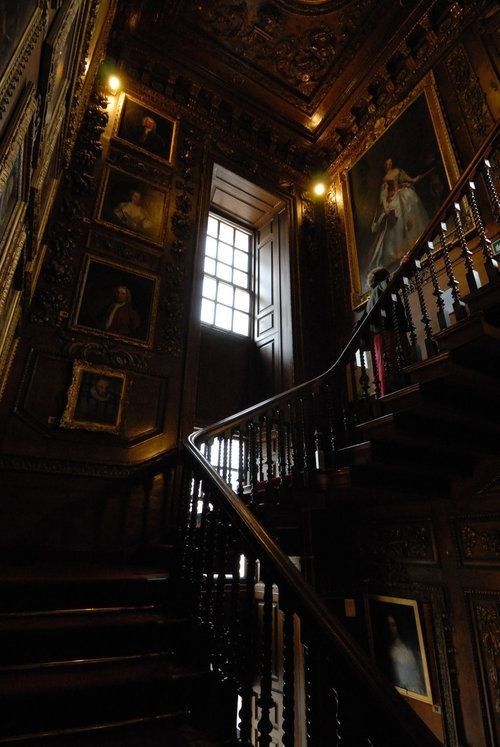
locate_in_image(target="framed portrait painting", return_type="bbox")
[341,73,460,308]
[60,361,127,434]
[95,165,169,246]
[113,93,177,166]
[71,254,159,348]
[365,594,432,704]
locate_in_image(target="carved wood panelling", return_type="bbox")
[354,519,437,584]
[445,43,495,149]
[466,591,500,746]
[455,516,500,566]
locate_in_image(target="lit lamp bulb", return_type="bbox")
[107,75,121,95]
[313,181,326,197]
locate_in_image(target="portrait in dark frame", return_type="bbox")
[366,595,432,703]
[72,255,158,348]
[60,361,127,434]
[96,166,168,245]
[115,93,176,164]
[0,1,38,83]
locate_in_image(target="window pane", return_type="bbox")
[215,304,232,330]
[233,269,248,288]
[203,276,217,300]
[234,230,249,251]
[234,288,250,312]
[233,310,249,335]
[233,249,248,271]
[219,222,234,245]
[207,216,219,237]
[216,262,232,281]
[217,282,234,306]
[204,257,216,275]
[200,298,215,324]
[205,236,217,258]
[218,242,233,265]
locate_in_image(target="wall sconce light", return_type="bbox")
[312,181,326,197]
[107,75,122,95]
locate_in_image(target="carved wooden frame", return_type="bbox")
[94,163,170,247]
[0,84,36,290]
[37,0,85,163]
[112,91,179,167]
[338,72,461,309]
[365,593,433,704]
[70,253,160,349]
[0,1,45,122]
[464,589,500,747]
[60,359,127,434]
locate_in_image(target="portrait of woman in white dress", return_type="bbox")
[367,158,434,272]
[347,91,449,294]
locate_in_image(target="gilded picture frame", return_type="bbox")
[37,0,84,161]
[0,1,44,120]
[71,254,159,348]
[340,72,460,309]
[30,126,63,251]
[0,84,36,287]
[60,360,127,434]
[112,92,178,167]
[365,594,433,704]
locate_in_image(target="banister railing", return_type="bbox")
[182,123,499,745]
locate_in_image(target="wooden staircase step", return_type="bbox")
[463,278,500,318]
[357,409,500,454]
[434,311,500,357]
[337,439,474,476]
[404,351,500,392]
[0,607,191,666]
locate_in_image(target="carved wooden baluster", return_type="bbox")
[214,517,229,676]
[237,425,245,499]
[285,419,293,479]
[453,200,481,292]
[378,307,395,393]
[414,259,438,357]
[228,430,235,488]
[439,220,468,321]
[229,529,241,678]
[264,413,274,502]
[324,382,337,464]
[276,407,286,485]
[400,274,422,362]
[368,321,382,400]
[282,606,295,747]
[329,685,343,747]
[217,436,223,479]
[186,474,200,582]
[469,179,499,282]
[288,401,300,481]
[204,503,220,633]
[482,157,500,222]
[299,396,311,483]
[179,468,195,580]
[357,341,371,411]
[196,486,211,622]
[222,433,229,484]
[389,291,406,375]
[425,240,450,330]
[258,417,265,486]
[303,635,320,747]
[248,420,258,506]
[311,389,325,471]
[257,570,275,747]
[238,553,256,746]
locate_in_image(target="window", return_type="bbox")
[200,214,252,336]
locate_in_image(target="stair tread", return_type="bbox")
[0,653,206,695]
[0,609,175,633]
[0,564,169,585]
